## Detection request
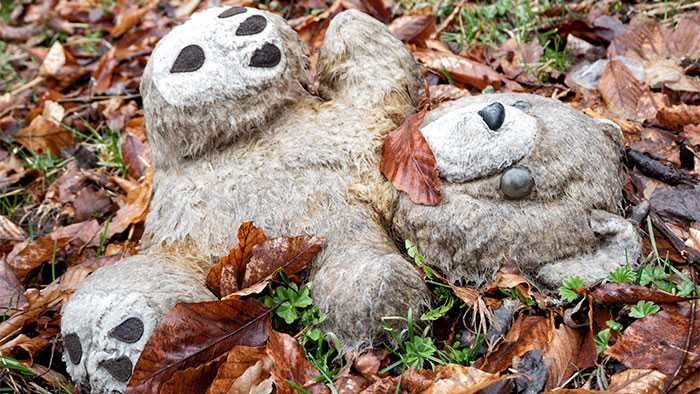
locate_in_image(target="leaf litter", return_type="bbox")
[1,0,700,393]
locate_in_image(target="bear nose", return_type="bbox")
[478,102,505,131]
[99,356,134,382]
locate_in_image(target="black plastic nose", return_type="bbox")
[478,102,505,131]
[99,356,133,382]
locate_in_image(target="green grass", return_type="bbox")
[62,121,127,177]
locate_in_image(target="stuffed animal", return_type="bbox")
[61,7,428,392]
[60,7,640,393]
[385,94,642,287]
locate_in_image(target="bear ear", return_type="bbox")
[170,44,205,73]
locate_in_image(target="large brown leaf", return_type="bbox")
[388,14,435,44]
[207,346,271,394]
[419,364,507,394]
[206,221,267,297]
[656,104,700,130]
[592,283,689,304]
[127,298,270,394]
[606,301,699,378]
[15,101,74,156]
[598,60,647,121]
[267,330,328,394]
[380,108,442,206]
[207,221,324,298]
[412,48,507,91]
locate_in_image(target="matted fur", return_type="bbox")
[385,93,642,287]
[61,8,428,393]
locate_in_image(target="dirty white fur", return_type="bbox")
[386,93,642,287]
[420,103,538,182]
[61,8,428,393]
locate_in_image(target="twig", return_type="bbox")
[430,0,465,40]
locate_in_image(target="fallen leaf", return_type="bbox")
[592,283,689,304]
[39,42,66,77]
[412,48,508,90]
[7,220,99,281]
[606,302,699,377]
[478,315,550,373]
[0,282,61,342]
[656,104,700,130]
[267,330,328,394]
[15,101,74,156]
[111,0,158,37]
[607,369,669,393]
[598,60,647,121]
[207,221,267,297]
[207,346,270,394]
[380,108,442,206]
[420,364,507,394]
[241,234,325,290]
[0,259,27,312]
[389,14,435,44]
[127,298,270,394]
[106,165,153,239]
[650,185,700,223]
[121,133,148,180]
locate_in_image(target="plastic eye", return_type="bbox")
[99,356,133,382]
[236,15,267,36]
[218,6,246,18]
[500,166,534,199]
[478,102,505,131]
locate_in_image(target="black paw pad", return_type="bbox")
[64,333,82,365]
[236,15,267,36]
[478,102,506,131]
[170,44,205,73]
[218,6,246,18]
[109,317,144,343]
[249,43,281,68]
[100,356,133,382]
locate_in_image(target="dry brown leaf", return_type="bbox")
[111,0,158,37]
[267,330,329,394]
[106,165,152,239]
[656,104,700,130]
[15,101,74,156]
[0,215,26,243]
[542,323,583,389]
[121,133,148,180]
[39,42,66,76]
[0,259,26,311]
[607,369,669,393]
[389,14,435,44]
[380,108,442,206]
[207,346,270,394]
[598,60,647,121]
[606,302,699,378]
[7,220,99,281]
[207,221,267,297]
[419,364,507,394]
[127,298,270,394]
[0,282,61,342]
[592,283,688,304]
[413,48,507,90]
[241,234,325,289]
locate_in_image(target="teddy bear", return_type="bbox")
[60,6,641,393]
[384,94,642,288]
[60,7,429,392]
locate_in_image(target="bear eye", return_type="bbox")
[108,317,144,343]
[478,102,505,131]
[250,43,281,68]
[64,333,82,364]
[500,166,534,200]
[218,6,246,18]
[170,44,205,73]
[236,15,267,36]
